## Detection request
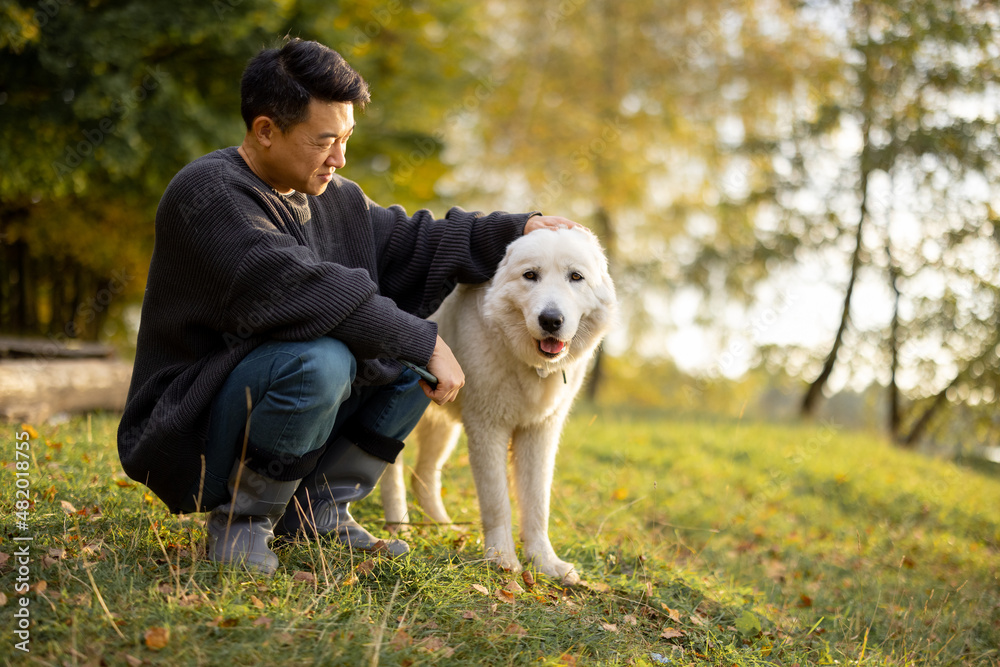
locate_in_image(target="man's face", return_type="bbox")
[263,99,355,196]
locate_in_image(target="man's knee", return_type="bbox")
[274,337,357,406]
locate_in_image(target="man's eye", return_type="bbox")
[523,271,538,281]
[570,272,584,281]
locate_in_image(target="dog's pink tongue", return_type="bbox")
[541,338,565,354]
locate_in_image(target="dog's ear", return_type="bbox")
[482,238,521,323]
[581,230,617,308]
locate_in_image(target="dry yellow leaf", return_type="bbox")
[144,626,170,650]
[495,588,515,603]
[504,580,524,593]
[504,623,528,637]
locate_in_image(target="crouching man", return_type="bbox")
[117,38,579,574]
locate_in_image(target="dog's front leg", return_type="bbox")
[465,421,521,573]
[511,420,580,585]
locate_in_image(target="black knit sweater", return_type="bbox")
[118,147,532,512]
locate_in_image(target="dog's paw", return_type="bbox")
[485,545,523,573]
[532,555,580,586]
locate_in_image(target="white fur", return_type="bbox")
[381,228,616,584]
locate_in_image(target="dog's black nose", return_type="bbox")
[538,309,564,333]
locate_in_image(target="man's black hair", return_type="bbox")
[241,38,370,131]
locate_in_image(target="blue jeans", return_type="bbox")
[183,338,430,512]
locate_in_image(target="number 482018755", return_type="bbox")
[14,431,31,526]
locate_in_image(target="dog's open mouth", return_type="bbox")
[537,337,567,358]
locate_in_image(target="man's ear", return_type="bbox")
[251,116,278,148]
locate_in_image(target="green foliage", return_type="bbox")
[1,412,997,665]
[0,0,491,340]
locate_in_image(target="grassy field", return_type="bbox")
[1,410,998,666]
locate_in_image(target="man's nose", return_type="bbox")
[327,144,346,169]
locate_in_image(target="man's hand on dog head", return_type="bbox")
[423,335,465,404]
[523,215,587,235]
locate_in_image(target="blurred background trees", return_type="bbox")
[2,0,998,454]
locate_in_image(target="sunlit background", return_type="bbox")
[2,0,998,461]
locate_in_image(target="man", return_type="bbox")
[117,38,580,575]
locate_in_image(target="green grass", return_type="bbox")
[1,411,998,665]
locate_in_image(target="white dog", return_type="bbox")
[381,227,616,584]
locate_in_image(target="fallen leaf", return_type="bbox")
[736,610,762,637]
[252,616,272,629]
[689,614,706,626]
[123,654,143,667]
[661,627,685,639]
[582,580,611,593]
[292,571,316,583]
[521,571,536,589]
[249,595,265,610]
[623,614,638,625]
[418,636,448,652]
[20,423,38,439]
[356,559,375,576]
[600,622,618,632]
[0,592,7,606]
[116,480,135,488]
[41,556,58,569]
[389,630,412,649]
[275,632,295,645]
[797,594,813,608]
[48,441,63,451]
[495,589,515,603]
[144,626,170,650]
[60,500,78,514]
[470,584,489,596]
[31,581,47,594]
[461,610,478,620]
[504,623,528,637]
[504,580,524,594]
[0,553,8,567]
[48,548,66,559]
[665,606,682,623]
[342,573,359,586]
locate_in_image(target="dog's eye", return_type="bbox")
[570,272,584,282]
[523,270,538,281]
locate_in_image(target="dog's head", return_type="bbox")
[483,227,617,370]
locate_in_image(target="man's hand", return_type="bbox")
[523,215,587,235]
[422,335,465,404]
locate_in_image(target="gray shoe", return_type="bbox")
[275,438,409,557]
[207,463,299,575]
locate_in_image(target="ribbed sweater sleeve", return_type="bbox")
[368,200,533,318]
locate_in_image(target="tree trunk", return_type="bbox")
[800,202,867,417]
[802,21,875,419]
[886,235,902,440]
[898,378,956,448]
